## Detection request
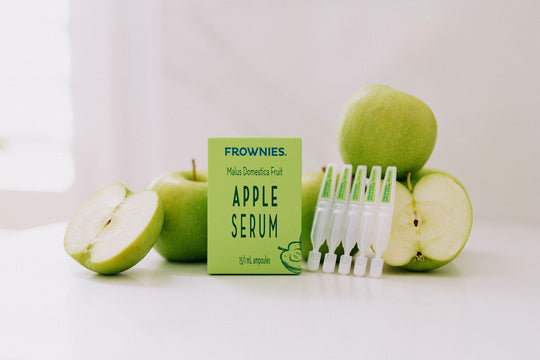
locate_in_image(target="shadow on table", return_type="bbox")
[383,248,500,278]
[87,260,208,288]
[447,249,502,278]
[83,248,494,291]
[383,262,462,278]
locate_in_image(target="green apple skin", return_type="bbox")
[383,169,473,272]
[301,172,350,260]
[399,256,451,272]
[64,184,164,275]
[337,84,437,181]
[150,170,208,262]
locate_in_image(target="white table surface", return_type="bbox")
[1,220,539,360]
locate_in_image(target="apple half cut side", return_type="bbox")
[64,183,164,275]
[382,170,473,272]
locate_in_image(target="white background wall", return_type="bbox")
[1,0,539,228]
[158,0,540,223]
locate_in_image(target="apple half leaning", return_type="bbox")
[64,183,164,275]
[382,169,473,271]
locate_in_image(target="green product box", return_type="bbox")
[207,138,302,274]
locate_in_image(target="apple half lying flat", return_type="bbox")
[64,183,164,275]
[383,170,473,271]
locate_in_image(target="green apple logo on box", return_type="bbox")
[278,240,302,274]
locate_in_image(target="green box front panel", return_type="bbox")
[207,138,302,274]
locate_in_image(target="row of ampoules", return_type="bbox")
[306,164,396,278]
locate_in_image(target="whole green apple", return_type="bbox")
[64,183,164,275]
[338,84,437,180]
[150,167,207,262]
[301,172,350,260]
[383,169,473,271]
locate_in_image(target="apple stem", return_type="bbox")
[406,171,413,192]
[322,166,326,173]
[192,158,196,182]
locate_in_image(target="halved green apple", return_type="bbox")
[64,183,164,275]
[383,169,472,271]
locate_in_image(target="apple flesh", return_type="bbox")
[64,183,164,275]
[150,170,208,262]
[383,169,473,271]
[337,84,437,180]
